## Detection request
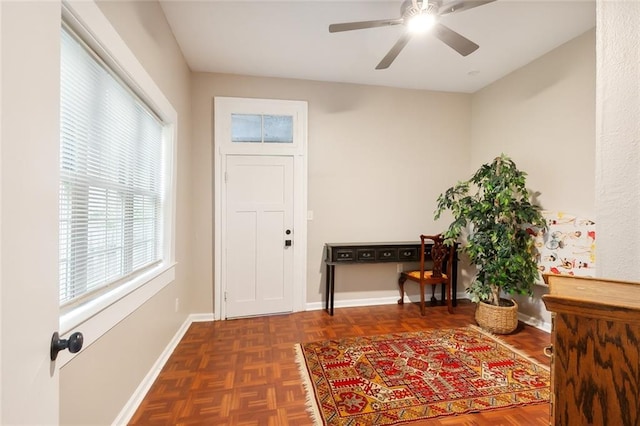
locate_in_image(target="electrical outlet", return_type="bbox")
[397,264,403,273]
[174,298,179,313]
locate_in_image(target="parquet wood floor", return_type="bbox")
[128,300,551,425]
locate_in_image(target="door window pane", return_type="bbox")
[231,114,262,143]
[264,115,293,143]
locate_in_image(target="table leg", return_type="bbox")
[325,263,330,312]
[325,263,336,316]
[452,254,458,307]
[329,265,335,316]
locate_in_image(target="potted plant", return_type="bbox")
[434,154,546,334]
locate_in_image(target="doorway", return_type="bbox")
[214,97,307,319]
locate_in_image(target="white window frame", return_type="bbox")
[57,0,177,366]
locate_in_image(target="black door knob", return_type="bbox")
[50,331,84,361]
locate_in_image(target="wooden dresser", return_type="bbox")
[542,275,640,426]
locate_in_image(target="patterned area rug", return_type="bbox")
[295,325,550,425]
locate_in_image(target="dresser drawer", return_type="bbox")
[376,248,397,261]
[357,248,376,261]
[398,247,419,261]
[333,249,355,262]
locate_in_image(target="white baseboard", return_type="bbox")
[518,312,552,333]
[112,313,215,426]
[304,292,469,311]
[189,313,216,323]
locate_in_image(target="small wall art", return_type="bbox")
[533,210,595,279]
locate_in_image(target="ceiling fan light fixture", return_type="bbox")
[407,13,436,33]
[328,0,494,69]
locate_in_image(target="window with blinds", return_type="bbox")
[59,25,165,307]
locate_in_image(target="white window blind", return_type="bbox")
[59,25,164,307]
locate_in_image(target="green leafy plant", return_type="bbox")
[434,154,546,306]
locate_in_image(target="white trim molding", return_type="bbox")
[305,291,470,312]
[517,312,552,333]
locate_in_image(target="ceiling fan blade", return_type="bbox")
[375,32,413,70]
[439,0,496,15]
[329,19,403,33]
[432,23,479,56]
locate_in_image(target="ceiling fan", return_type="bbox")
[328,0,495,70]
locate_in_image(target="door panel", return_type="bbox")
[224,155,294,318]
[260,210,285,301]
[227,210,258,304]
[1,2,61,424]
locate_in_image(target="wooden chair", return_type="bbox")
[398,234,454,316]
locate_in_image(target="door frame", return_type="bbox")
[213,97,308,320]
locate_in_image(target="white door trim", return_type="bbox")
[213,97,308,320]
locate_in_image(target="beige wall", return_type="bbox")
[469,29,596,327]
[471,29,595,217]
[59,2,194,424]
[191,73,471,309]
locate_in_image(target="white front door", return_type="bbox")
[214,97,307,320]
[225,155,294,318]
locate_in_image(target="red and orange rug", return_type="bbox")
[295,325,550,425]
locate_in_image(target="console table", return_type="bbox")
[324,241,458,315]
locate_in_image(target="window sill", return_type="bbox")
[57,262,177,367]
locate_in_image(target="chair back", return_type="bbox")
[420,234,453,278]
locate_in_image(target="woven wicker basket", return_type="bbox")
[475,299,519,334]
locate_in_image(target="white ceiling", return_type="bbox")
[159,0,595,93]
